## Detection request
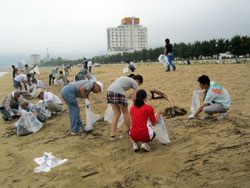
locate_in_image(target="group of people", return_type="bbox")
[1,52,231,152]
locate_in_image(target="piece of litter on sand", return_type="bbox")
[81,171,98,179]
[34,152,68,173]
[163,106,187,118]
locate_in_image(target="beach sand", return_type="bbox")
[0,63,250,188]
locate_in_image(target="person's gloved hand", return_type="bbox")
[188,114,195,119]
[194,90,203,95]
[84,99,91,107]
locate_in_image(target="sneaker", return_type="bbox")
[216,112,228,120]
[173,66,176,71]
[110,135,123,141]
[166,70,170,72]
[71,129,83,135]
[140,142,151,152]
[200,114,213,120]
[133,143,139,152]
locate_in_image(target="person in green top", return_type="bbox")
[189,75,231,120]
[49,67,59,86]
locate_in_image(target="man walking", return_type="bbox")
[164,38,176,71]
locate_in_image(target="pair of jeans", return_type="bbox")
[88,66,92,73]
[166,53,175,71]
[0,103,19,120]
[61,85,83,133]
[49,74,55,86]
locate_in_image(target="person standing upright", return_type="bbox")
[87,59,92,73]
[164,38,176,72]
[11,65,18,85]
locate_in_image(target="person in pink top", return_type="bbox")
[130,89,162,152]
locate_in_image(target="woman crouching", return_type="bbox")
[130,89,162,152]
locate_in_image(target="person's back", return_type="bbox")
[130,104,156,142]
[204,81,231,109]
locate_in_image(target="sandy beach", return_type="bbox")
[0,63,250,188]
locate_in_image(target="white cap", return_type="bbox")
[96,81,104,93]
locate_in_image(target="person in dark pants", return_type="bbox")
[164,38,176,72]
[49,67,59,86]
[11,65,18,85]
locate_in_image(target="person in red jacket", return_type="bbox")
[130,89,162,152]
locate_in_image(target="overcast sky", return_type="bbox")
[0,0,250,59]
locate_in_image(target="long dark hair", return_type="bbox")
[128,74,143,84]
[135,89,147,108]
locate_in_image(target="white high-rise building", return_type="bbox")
[107,17,148,55]
[30,54,40,65]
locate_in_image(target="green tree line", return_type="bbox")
[42,35,250,66]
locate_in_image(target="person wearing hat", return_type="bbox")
[18,98,47,122]
[61,80,103,134]
[0,90,22,121]
[35,88,63,114]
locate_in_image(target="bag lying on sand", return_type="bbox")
[14,111,43,136]
[191,90,202,115]
[85,107,100,132]
[104,100,132,128]
[148,115,171,144]
[34,152,68,173]
[158,54,169,65]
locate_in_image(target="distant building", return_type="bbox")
[107,17,148,55]
[30,54,40,65]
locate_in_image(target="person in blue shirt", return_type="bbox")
[189,75,231,120]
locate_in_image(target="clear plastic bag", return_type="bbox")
[104,101,132,128]
[123,66,129,73]
[158,54,169,65]
[85,107,100,132]
[150,115,171,144]
[36,100,52,118]
[14,111,43,136]
[191,90,202,115]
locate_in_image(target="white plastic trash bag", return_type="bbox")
[31,66,40,75]
[34,152,68,173]
[85,107,100,132]
[36,100,52,118]
[54,79,59,86]
[123,66,129,73]
[14,111,43,136]
[191,90,202,115]
[104,101,132,128]
[148,115,171,144]
[158,54,169,65]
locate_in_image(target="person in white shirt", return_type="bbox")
[127,60,136,72]
[14,73,32,90]
[87,59,92,73]
[35,88,63,114]
[31,78,46,89]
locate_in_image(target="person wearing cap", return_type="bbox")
[0,90,22,121]
[61,80,103,134]
[18,98,47,122]
[35,88,63,114]
[14,73,32,91]
[49,67,59,86]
